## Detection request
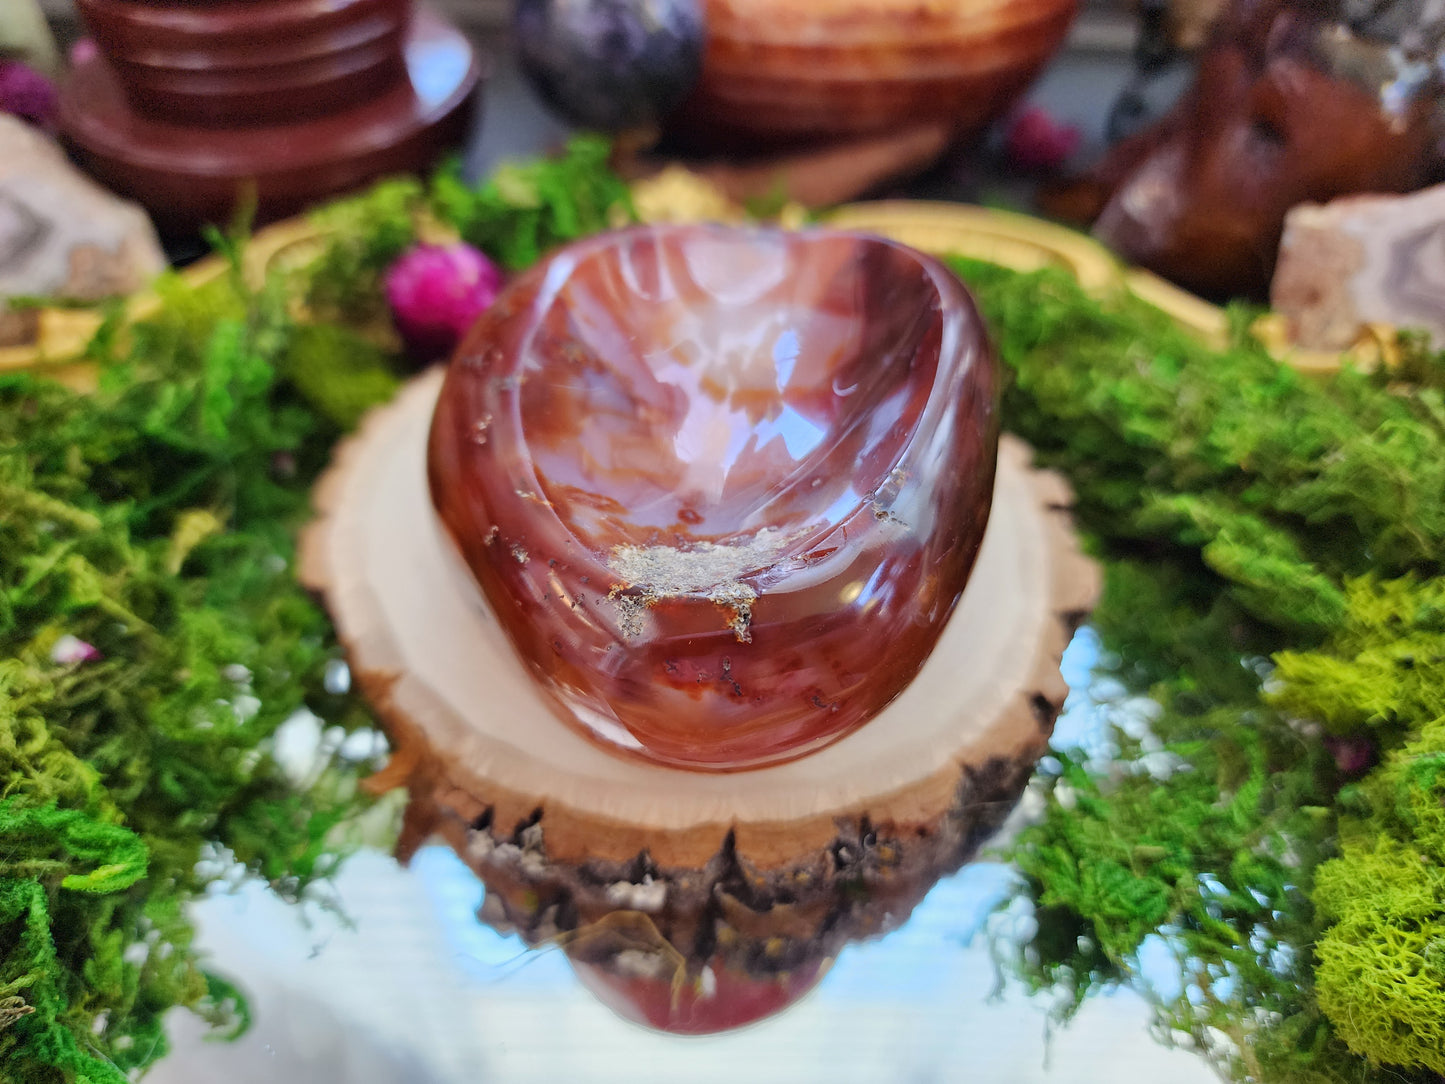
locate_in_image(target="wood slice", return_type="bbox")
[300,369,1099,887]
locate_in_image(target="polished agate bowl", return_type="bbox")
[670,0,1078,149]
[427,225,999,771]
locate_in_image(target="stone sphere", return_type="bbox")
[513,0,706,131]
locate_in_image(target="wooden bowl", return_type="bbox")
[668,0,1078,150]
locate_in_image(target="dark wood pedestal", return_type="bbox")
[60,0,482,234]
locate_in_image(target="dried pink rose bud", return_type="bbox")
[0,61,59,131]
[1324,734,1374,776]
[70,39,101,66]
[384,243,505,364]
[51,634,102,665]
[1004,106,1080,173]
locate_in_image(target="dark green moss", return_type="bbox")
[951,258,1445,1083]
[5,159,1443,1084]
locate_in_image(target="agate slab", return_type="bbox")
[1272,183,1445,350]
[427,225,999,770]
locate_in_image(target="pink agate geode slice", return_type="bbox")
[427,224,999,771]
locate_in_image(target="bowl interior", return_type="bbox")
[514,227,948,556]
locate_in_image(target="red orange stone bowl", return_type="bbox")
[427,224,999,772]
[572,954,830,1034]
[669,0,1079,149]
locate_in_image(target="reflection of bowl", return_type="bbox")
[571,954,831,1035]
[668,0,1078,150]
[428,223,999,771]
[461,758,1025,1036]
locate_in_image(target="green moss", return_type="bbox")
[299,135,636,329]
[1302,582,1445,1076]
[958,260,1445,599]
[304,177,425,324]
[278,323,401,431]
[1315,841,1445,1074]
[1272,577,1445,739]
[0,260,379,1083]
[1272,579,1445,1078]
[430,136,636,271]
[949,259,1445,1083]
[7,153,1445,1084]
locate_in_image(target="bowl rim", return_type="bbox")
[436,220,995,573]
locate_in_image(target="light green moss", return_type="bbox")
[955,258,1445,1084]
[1315,842,1445,1073]
[1272,577,1445,737]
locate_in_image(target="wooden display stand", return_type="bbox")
[59,0,481,234]
[299,369,1100,968]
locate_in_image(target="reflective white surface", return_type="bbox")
[148,632,1217,1084]
[148,843,1217,1084]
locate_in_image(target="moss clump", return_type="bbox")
[0,139,640,1084]
[430,136,635,270]
[0,266,382,1083]
[1285,577,1445,1074]
[301,135,637,323]
[1314,839,1445,1075]
[1272,576,1445,740]
[278,322,401,430]
[950,258,1445,1084]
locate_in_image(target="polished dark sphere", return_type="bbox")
[513,0,705,130]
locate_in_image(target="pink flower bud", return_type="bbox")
[51,635,102,666]
[384,243,505,364]
[0,61,58,132]
[70,39,101,67]
[1324,734,1374,776]
[1004,106,1081,173]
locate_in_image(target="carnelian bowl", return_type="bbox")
[669,0,1079,149]
[427,224,999,771]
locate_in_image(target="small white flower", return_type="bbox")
[323,659,352,695]
[272,708,325,786]
[51,634,101,665]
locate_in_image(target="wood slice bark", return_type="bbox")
[299,369,1099,967]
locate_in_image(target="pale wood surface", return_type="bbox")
[617,124,955,210]
[300,369,1099,871]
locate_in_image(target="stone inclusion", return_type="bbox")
[428,224,999,771]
